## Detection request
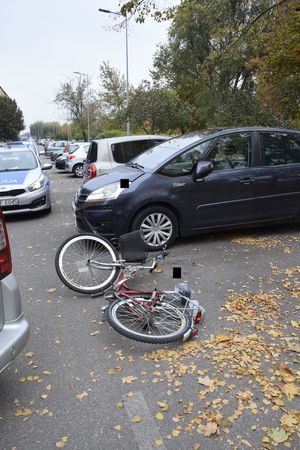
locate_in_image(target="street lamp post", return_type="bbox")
[98,8,130,135]
[73,71,90,142]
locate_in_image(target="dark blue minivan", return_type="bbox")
[73,128,300,249]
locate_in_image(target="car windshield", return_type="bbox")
[128,131,220,172]
[0,150,38,171]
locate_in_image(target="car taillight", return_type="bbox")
[68,155,76,160]
[88,164,97,180]
[0,210,12,280]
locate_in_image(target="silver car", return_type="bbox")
[0,208,29,373]
[65,142,90,177]
[0,146,52,214]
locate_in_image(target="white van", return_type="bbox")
[82,135,170,183]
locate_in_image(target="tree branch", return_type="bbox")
[228,0,289,49]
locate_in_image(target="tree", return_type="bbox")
[119,0,175,22]
[30,121,62,140]
[128,80,194,133]
[55,78,96,141]
[98,62,129,129]
[152,0,278,127]
[0,96,24,140]
[256,0,300,125]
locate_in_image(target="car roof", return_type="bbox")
[184,127,300,139]
[93,135,170,144]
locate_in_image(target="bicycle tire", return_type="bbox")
[106,297,192,344]
[55,233,120,294]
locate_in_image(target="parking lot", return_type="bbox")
[0,160,299,450]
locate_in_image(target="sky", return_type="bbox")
[0,0,176,132]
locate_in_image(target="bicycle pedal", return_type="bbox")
[101,305,108,313]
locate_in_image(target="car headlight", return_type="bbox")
[28,178,45,192]
[86,182,124,202]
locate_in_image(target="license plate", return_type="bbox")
[0,198,19,206]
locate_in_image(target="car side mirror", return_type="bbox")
[42,164,52,170]
[194,161,213,181]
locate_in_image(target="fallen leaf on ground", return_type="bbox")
[47,288,56,293]
[76,391,88,401]
[282,383,299,400]
[122,375,137,384]
[279,364,296,383]
[155,412,164,420]
[55,436,68,448]
[268,427,289,444]
[131,415,142,423]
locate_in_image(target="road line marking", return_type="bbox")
[124,391,167,450]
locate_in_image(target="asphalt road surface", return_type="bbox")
[1,158,299,450]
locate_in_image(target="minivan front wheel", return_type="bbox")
[73,164,84,178]
[131,206,178,250]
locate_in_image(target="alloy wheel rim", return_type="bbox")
[140,213,173,247]
[75,165,83,176]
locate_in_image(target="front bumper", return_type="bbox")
[1,185,51,215]
[73,197,128,239]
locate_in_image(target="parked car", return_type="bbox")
[55,143,81,170]
[0,208,29,373]
[82,135,170,183]
[45,141,69,157]
[64,142,90,177]
[0,146,52,214]
[73,127,300,250]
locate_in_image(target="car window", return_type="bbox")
[0,151,38,171]
[260,132,300,166]
[87,142,97,163]
[69,144,79,154]
[208,133,251,171]
[159,141,211,177]
[112,140,153,164]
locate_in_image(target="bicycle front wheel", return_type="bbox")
[106,298,192,344]
[55,233,120,294]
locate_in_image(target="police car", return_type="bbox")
[0,145,52,214]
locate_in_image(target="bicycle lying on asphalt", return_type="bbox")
[55,230,205,343]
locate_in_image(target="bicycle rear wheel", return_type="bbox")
[55,233,120,294]
[106,297,192,344]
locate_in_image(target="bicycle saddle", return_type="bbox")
[119,230,148,263]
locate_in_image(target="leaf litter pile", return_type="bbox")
[109,256,300,449]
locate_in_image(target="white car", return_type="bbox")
[82,135,170,183]
[65,142,90,177]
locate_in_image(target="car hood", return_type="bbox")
[0,168,42,189]
[81,166,145,194]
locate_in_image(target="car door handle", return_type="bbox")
[240,177,255,184]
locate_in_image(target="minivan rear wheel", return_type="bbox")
[73,164,84,178]
[131,206,178,250]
